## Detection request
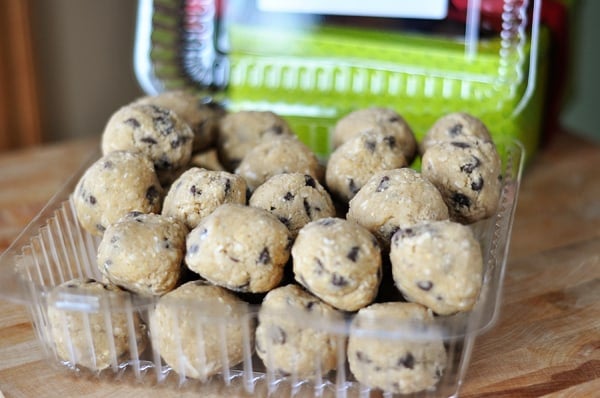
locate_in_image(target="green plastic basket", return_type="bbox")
[135,0,547,161]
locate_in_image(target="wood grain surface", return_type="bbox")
[0,132,598,397]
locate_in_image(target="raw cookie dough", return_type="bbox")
[73,150,163,235]
[292,217,381,311]
[249,173,335,238]
[217,110,294,170]
[419,112,493,154]
[150,281,251,380]
[101,103,194,183]
[332,107,416,162]
[97,212,188,296]
[421,137,502,224]
[47,278,147,371]
[389,220,483,315]
[255,284,342,378]
[235,136,323,192]
[185,204,292,293]
[347,168,449,247]
[162,167,247,229]
[325,130,408,202]
[189,148,226,171]
[347,302,446,394]
[134,90,225,152]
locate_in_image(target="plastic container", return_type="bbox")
[134,0,547,160]
[0,139,524,397]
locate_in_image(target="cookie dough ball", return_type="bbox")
[47,278,147,371]
[235,136,323,192]
[325,130,408,202]
[332,107,416,162]
[97,212,188,296]
[217,110,294,170]
[134,91,225,152]
[255,284,342,378]
[101,103,194,183]
[347,168,449,247]
[249,173,335,238]
[73,151,163,235]
[150,281,251,380]
[390,221,483,315]
[348,302,446,394]
[162,167,247,229]
[292,218,381,311]
[420,112,493,154]
[185,204,292,293]
[421,137,502,224]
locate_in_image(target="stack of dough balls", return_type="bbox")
[64,94,503,395]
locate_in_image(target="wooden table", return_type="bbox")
[0,131,598,397]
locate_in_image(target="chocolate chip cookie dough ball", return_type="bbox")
[235,136,323,192]
[150,281,251,380]
[347,168,449,247]
[332,107,417,162]
[217,110,294,170]
[325,130,408,202]
[421,137,502,224]
[255,284,342,378]
[97,212,188,296]
[292,218,381,312]
[419,112,493,154]
[185,204,292,293]
[47,278,147,371]
[390,221,483,315]
[73,151,163,235]
[101,103,194,184]
[162,167,247,230]
[134,91,225,152]
[347,302,447,394]
[249,173,335,238]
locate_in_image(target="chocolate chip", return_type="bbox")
[449,123,463,136]
[104,259,113,268]
[383,135,396,148]
[96,224,106,232]
[162,237,171,249]
[124,118,140,128]
[356,351,372,363]
[365,139,376,152]
[140,136,158,145]
[417,280,433,291]
[303,198,312,218]
[110,235,119,244]
[460,156,481,174]
[223,178,231,195]
[270,326,287,345]
[331,273,348,287]
[452,192,472,208]
[283,191,294,201]
[128,210,143,218]
[388,116,400,123]
[277,216,290,227]
[270,125,283,135]
[347,246,360,262]
[376,175,390,192]
[317,218,335,227]
[257,247,271,265]
[451,141,471,149]
[304,175,316,188]
[471,176,484,191]
[190,185,201,195]
[146,185,160,204]
[103,161,113,169]
[314,258,324,274]
[398,352,415,369]
[305,301,318,311]
[88,195,97,205]
[170,135,189,149]
[188,244,199,254]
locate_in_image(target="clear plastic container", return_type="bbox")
[0,140,524,397]
[134,0,545,160]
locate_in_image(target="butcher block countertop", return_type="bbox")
[0,130,598,397]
